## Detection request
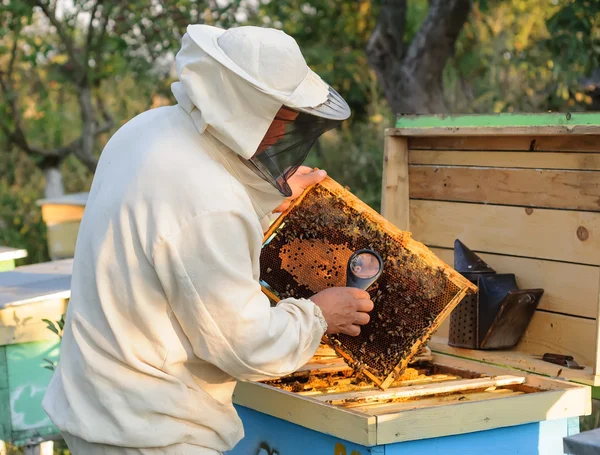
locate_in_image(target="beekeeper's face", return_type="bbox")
[256,107,299,155]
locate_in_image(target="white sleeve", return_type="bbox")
[152,210,326,382]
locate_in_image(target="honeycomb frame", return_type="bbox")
[260,177,477,390]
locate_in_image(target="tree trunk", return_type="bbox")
[44,167,65,199]
[367,0,472,115]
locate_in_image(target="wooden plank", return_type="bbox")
[294,357,350,374]
[318,376,525,405]
[233,381,377,446]
[430,337,600,386]
[407,135,600,152]
[391,126,600,137]
[394,112,600,134]
[0,347,11,441]
[409,200,600,265]
[596,269,600,376]
[0,247,27,263]
[381,136,409,230]
[432,352,594,391]
[314,344,337,357]
[376,386,590,444]
[299,374,462,397]
[432,248,600,319]
[409,150,600,170]
[409,166,600,211]
[0,259,72,290]
[359,389,523,415]
[518,311,596,367]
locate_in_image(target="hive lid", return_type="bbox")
[392,112,600,136]
[0,259,73,308]
[0,247,28,263]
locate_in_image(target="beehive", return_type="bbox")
[260,177,477,389]
[382,112,600,390]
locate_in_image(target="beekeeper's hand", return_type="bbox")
[273,166,327,213]
[311,288,374,336]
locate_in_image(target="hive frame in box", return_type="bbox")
[260,177,477,390]
[233,351,590,447]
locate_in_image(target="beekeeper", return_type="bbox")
[43,25,374,455]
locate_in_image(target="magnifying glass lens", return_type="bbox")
[350,252,380,279]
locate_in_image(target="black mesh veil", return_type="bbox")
[243,87,350,197]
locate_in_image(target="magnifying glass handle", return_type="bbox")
[346,273,378,290]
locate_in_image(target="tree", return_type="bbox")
[367,0,472,114]
[0,0,241,197]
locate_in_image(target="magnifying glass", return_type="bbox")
[346,249,384,290]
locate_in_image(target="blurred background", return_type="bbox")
[1,1,600,453]
[0,0,599,264]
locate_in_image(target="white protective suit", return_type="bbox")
[42,25,350,454]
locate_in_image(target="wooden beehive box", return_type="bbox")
[382,112,600,389]
[37,193,88,260]
[0,259,71,445]
[230,113,595,451]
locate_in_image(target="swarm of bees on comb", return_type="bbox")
[260,178,476,389]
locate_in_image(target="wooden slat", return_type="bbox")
[0,247,27,263]
[409,150,600,170]
[319,376,525,405]
[294,357,350,374]
[233,381,377,446]
[431,352,591,390]
[430,337,600,386]
[409,166,600,211]
[518,311,597,367]
[409,200,600,265]
[596,270,600,376]
[381,136,409,230]
[300,374,462,397]
[391,126,600,137]
[407,135,600,152]
[376,386,590,444]
[0,259,73,288]
[359,389,522,415]
[432,248,600,319]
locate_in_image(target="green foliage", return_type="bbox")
[0,148,48,264]
[445,0,600,113]
[42,314,64,372]
[3,0,600,261]
[3,440,71,455]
